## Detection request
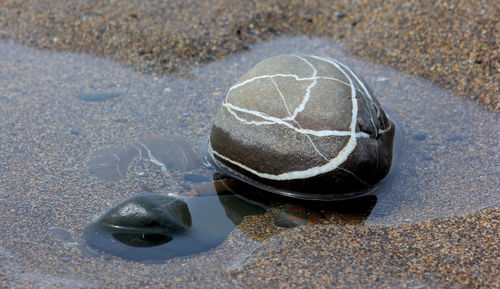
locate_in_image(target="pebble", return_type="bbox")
[209,54,395,200]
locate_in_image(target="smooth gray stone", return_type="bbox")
[209,54,395,200]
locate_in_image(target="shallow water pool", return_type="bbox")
[0,36,498,287]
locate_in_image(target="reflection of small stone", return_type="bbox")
[112,233,173,248]
[84,192,267,262]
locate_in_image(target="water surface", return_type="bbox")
[0,36,498,287]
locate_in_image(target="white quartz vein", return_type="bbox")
[271,77,329,162]
[223,54,371,138]
[285,55,317,120]
[228,76,366,105]
[111,153,123,178]
[225,103,368,137]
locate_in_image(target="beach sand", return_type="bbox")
[0,0,498,110]
[0,1,498,288]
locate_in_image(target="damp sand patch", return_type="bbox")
[0,36,498,287]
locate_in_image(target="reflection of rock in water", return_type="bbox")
[190,177,378,241]
[86,132,379,262]
[112,233,173,247]
[84,192,266,262]
[87,136,198,181]
[84,176,378,262]
[226,181,377,243]
[273,196,377,228]
[95,193,192,232]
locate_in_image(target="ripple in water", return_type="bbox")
[216,37,499,226]
[88,136,198,181]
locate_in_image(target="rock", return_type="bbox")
[209,54,395,200]
[84,192,266,262]
[94,193,192,232]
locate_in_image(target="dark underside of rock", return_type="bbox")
[209,54,395,200]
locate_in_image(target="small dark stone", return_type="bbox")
[267,27,276,34]
[335,12,347,19]
[96,193,192,232]
[69,130,80,135]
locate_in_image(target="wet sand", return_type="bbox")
[0,1,499,289]
[0,0,498,111]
